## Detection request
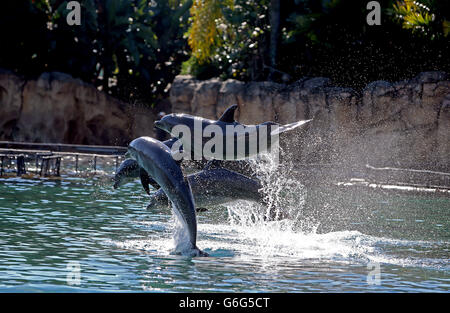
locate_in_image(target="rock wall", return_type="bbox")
[0,70,156,146]
[170,73,450,172]
[1,69,448,172]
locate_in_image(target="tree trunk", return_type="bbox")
[269,0,280,81]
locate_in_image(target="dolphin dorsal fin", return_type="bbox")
[218,104,238,123]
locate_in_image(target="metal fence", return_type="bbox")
[0,141,126,177]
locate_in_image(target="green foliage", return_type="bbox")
[184,0,271,80]
[187,0,233,63]
[0,0,192,103]
[0,0,448,101]
[184,0,449,89]
[217,0,270,80]
[391,0,448,39]
[280,0,449,88]
[393,0,433,30]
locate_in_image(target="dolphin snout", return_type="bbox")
[154,120,162,129]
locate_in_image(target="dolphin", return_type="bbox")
[114,156,258,196]
[113,159,140,189]
[154,104,312,160]
[116,105,242,193]
[127,136,207,257]
[114,158,160,194]
[147,168,264,210]
[115,136,204,195]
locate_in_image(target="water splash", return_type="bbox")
[169,203,194,255]
[111,150,449,272]
[212,149,329,265]
[226,149,315,233]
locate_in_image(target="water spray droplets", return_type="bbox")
[226,149,313,233]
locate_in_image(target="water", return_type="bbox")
[0,172,449,292]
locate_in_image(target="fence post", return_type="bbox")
[55,157,61,176]
[0,155,4,176]
[40,158,49,176]
[16,155,26,176]
[35,155,39,174]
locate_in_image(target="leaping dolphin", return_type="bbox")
[113,159,140,189]
[114,157,258,197]
[154,104,312,160]
[115,105,245,193]
[147,168,264,210]
[114,136,204,195]
[113,158,160,194]
[127,136,208,257]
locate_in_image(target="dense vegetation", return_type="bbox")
[0,0,448,104]
[0,0,192,103]
[185,0,449,89]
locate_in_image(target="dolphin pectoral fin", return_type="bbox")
[270,119,312,136]
[139,168,153,195]
[218,104,238,123]
[196,207,208,212]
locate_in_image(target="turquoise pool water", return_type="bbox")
[0,175,448,292]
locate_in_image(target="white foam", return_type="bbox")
[109,150,449,270]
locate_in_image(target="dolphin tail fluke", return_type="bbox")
[270,119,312,136]
[192,246,209,257]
